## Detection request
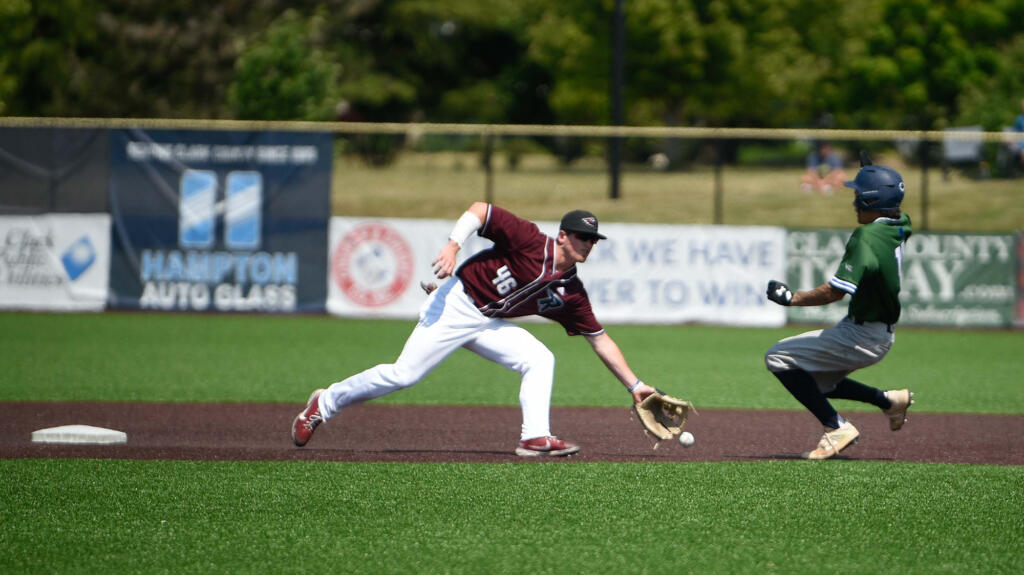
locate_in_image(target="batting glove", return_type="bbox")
[767,280,793,306]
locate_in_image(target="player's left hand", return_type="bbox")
[630,382,658,405]
[632,391,695,448]
[767,280,793,306]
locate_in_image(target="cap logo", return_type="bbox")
[581,217,598,228]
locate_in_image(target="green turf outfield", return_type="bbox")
[1,312,1021,413]
[2,459,1022,574]
[2,312,1023,574]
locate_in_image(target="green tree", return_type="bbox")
[228,9,339,121]
[0,0,32,114]
[841,0,1016,130]
[0,0,98,116]
[523,0,862,128]
[323,0,537,124]
[319,1,549,163]
[956,35,1024,130]
[952,0,1024,130]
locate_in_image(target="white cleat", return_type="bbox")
[884,389,914,431]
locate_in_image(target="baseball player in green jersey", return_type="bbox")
[764,159,915,460]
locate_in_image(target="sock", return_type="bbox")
[773,369,843,429]
[826,378,891,409]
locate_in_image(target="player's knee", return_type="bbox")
[522,346,555,376]
[764,347,787,372]
[382,362,424,389]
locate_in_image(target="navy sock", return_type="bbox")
[773,369,842,429]
[826,378,890,409]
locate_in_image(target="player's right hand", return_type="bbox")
[431,242,460,279]
[767,280,793,306]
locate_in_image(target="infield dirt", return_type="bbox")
[2,402,1021,465]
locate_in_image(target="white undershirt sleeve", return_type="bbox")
[448,211,482,247]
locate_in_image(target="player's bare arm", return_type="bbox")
[584,332,657,403]
[791,283,845,307]
[767,279,845,307]
[432,202,488,279]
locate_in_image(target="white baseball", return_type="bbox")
[678,431,695,447]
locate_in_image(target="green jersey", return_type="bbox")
[828,213,912,324]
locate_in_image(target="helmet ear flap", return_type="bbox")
[855,194,878,209]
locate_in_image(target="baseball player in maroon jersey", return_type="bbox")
[292,202,661,456]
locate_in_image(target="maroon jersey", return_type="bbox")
[456,205,604,336]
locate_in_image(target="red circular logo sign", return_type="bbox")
[332,223,414,307]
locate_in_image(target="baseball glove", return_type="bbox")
[632,392,694,447]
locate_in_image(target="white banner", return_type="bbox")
[327,217,491,319]
[580,223,786,326]
[0,214,111,311]
[327,216,786,327]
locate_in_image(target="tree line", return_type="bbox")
[2,0,1023,135]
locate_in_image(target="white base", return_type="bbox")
[31,425,127,445]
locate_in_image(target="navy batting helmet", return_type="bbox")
[844,165,905,211]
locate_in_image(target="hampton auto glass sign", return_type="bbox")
[107,130,331,313]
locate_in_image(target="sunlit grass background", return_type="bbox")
[332,150,1023,232]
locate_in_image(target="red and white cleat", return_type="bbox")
[515,436,580,457]
[291,389,325,447]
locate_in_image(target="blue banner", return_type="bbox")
[108,129,331,312]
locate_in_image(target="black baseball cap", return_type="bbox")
[559,209,607,240]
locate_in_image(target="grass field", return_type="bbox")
[2,312,1022,412]
[3,459,1021,574]
[2,313,1023,573]
[332,151,1024,233]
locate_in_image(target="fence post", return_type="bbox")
[483,132,494,205]
[608,0,624,200]
[920,140,930,231]
[713,140,724,225]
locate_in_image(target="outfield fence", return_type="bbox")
[2,117,1023,230]
[0,119,1021,327]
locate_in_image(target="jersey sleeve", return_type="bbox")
[480,205,542,251]
[542,283,604,336]
[829,230,875,295]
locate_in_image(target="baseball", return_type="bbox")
[678,431,695,447]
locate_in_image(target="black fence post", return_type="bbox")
[483,133,494,205]
[608,0,624,200]
[920,140,930,231]
[713,140,724,225]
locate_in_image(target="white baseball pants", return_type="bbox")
[318,278,556,440]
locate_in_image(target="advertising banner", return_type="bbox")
[0,214,111,311]
[328,217,787,327]
[327,217,491,318]
[0,128,109,214]
[108,129,332,312]
[581,223,786,326]
[785,229,1017,327]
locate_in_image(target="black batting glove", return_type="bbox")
[767,280,793,306]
